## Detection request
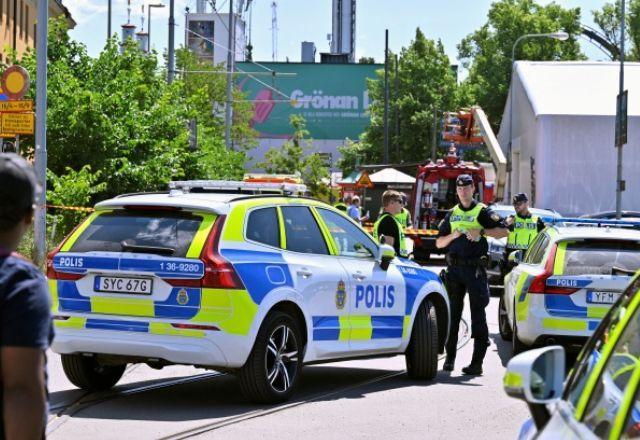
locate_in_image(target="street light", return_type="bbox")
[507,31,569,200]
[147,3,165,49]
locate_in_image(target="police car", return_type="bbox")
[499,220,640,354]
[48,180,450,403]
[503,272,640,439]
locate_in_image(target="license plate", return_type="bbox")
[94,276,153,295]
[587,291,619,305]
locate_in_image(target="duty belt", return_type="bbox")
[446,255,488,268]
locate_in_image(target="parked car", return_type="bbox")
[503,271,640,439]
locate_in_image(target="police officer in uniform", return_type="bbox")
[504,192,545,257]
[436,174,508,375]
[394,194,413,228]
[373,190,408,257]
[335,195,351,212]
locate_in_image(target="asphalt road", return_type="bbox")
[45,263,531,440]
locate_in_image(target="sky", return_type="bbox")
[67,0,611,69]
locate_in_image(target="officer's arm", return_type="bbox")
[480,208,509,239]
[485,227,509,239]
[436,230,462,248]
[2,346,46,439]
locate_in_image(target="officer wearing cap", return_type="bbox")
[436,174,508,375]
[502,193,546,272]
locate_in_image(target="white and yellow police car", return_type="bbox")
[48,181,450,403]
[500,220,640,354]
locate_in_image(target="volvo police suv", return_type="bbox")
[499,220,640,354]
[48,180,450,403]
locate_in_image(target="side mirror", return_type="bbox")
[503,346,565,404]
[508,250,524,265]
[377,244,395,271]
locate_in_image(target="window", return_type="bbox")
[559,240,640,276]
[582,302,640,438]
[246,207,280,248]
[316,208,377,258]
[69,210,206,258]
[523,233,549,265]
[280,206,328,255]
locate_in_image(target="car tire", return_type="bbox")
[512,313,528,355]
[61,354,126,391]
[498,295,513,341]
[238,311,302,404]
[405,300,438,380]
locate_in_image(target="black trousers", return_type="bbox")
[444,265,490,364]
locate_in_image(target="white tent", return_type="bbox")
[369,168,415,184]
[497,61,640,216]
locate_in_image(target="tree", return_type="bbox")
[458,0,584,128]
[260,115,330,199]
[359,29,459,166]
[358,56,375,64]
[592,0,640,60]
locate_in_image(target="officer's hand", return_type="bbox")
[466,228,482,241]
[505,215,515,226]
[452,229,463,239]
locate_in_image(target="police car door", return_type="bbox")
[278,205,352,358]
[315,208,406,353]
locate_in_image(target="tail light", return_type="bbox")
[199,216,244,289]
[527,244,579,295]
[46,245,82,281]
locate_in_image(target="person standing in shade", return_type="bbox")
[335,195,351,212]
[436,174,508,375]
[373,190,407,257]
[347,196,369,225]
[0,153,53,439]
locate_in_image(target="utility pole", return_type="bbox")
[615,0,627,218]
[12,0,17,51]
[168,0,175,83]
[383,29,389,164]
[34,0,48,265]
[225,0,235,149]
[108,0,112,40]
[431,105,437,161]
[394,54,399,161]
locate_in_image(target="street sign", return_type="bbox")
[1,66,30,100]
[0,100,33,112]
[615,90,628,147]
[1,112,34,134]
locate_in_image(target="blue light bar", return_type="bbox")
[546,217,640,228]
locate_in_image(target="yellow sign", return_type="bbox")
[0,100,33,112]
[1,112,34,134]
[1,66,30,100]
[356,171,374,188]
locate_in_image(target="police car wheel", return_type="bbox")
[511,313,527,355]
[498,295,513,341]
[61,354,126,391]
[239,312,302,403]
[405,300,438,380]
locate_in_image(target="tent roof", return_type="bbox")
[369,168,415,184]
[515,61,640,117]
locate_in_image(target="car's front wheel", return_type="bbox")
[238,311,302,403]
[405,300,438,380]
[61,354,126,391]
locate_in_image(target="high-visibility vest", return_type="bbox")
[373,212,408,257]
[335,202,347,212]
[449,203,485,235]
[394,208,410,228]
[507,214,539,250]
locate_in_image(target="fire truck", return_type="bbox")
[407,106,507,263]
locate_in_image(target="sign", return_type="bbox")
[1,66,30,100]
[1,112,34,134]
[0,100,33,112]
[356,171,374,188]
[615,90,628,147]
[236,62,380,140]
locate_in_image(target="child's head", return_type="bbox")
[0,153,38,251]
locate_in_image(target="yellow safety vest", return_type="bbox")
[373,212,408,257]
[507,214,539,250]
[449,203,485,235]
[394,208,410,228]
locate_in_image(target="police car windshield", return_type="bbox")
[69,210,204,258]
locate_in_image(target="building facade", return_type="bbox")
[0,0,74,63]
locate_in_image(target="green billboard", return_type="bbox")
[236,62,380,140]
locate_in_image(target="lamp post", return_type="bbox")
[507,31,569,201]
[147,3,165,49]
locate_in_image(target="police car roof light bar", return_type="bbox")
[169,180,307,196]
[548,217,640,228]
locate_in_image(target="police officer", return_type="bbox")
[373,190,408,257]
[436,174,508,375]
[394,194,413,228]
[504,192,545,257]
[335,195,351,212]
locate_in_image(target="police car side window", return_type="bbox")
[316,208,377,258]
[246,207,280,248]
[281,206,329,255]
[524,233,547,264]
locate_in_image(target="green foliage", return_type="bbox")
[593,0,640,60]
[259,115,329,199]
[337,138,375,176]
[358,56,376,64]
[458,0,584,128]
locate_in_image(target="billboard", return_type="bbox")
[236,62,380,140]
[187,19,215,62]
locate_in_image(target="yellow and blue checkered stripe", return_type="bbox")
[312,315,405,340]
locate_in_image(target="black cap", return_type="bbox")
[0,153,38,230]
[512,192,529,204]
[456,174,473,187]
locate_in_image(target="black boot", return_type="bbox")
[443,354,455,372]
[461,363,483,375]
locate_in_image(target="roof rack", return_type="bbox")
[548,217,640,229]
[168,180,307,196]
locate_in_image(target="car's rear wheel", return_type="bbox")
[239,311,302,404]
[405,300,438,380]
[512,312,528,355]
[498,295,513,341]
[61,354,126,391]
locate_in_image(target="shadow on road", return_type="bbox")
[490,332,512,368]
